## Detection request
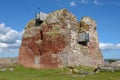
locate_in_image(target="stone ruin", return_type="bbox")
[19,9,104,69]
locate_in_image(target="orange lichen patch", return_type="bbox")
[79,21,90,32]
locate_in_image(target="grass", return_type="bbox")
[0,65,120,80]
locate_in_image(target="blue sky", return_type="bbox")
[0,0,120,59]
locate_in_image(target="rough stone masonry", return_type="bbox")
[19,9,104,69]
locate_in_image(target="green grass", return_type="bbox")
[0,65,120,80]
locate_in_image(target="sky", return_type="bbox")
[0,0,120,59]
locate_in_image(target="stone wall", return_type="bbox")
[19,9,104,69]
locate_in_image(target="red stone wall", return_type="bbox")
[19,24,66,68]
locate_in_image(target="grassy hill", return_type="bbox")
[0,65,120,80]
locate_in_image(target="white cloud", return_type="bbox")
[81,0,88,4]
[0,23,23,44]
[0,43,8,48]
[70,1,77,7]
[94,0,103,6]
[0,23,23,55]
[0,23,11,35]
[99,43,120,50]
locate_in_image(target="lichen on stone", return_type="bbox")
[46,25,61,39]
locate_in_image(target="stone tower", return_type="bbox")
[19,9,104,69]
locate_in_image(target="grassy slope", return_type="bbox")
[0,65,120,80]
